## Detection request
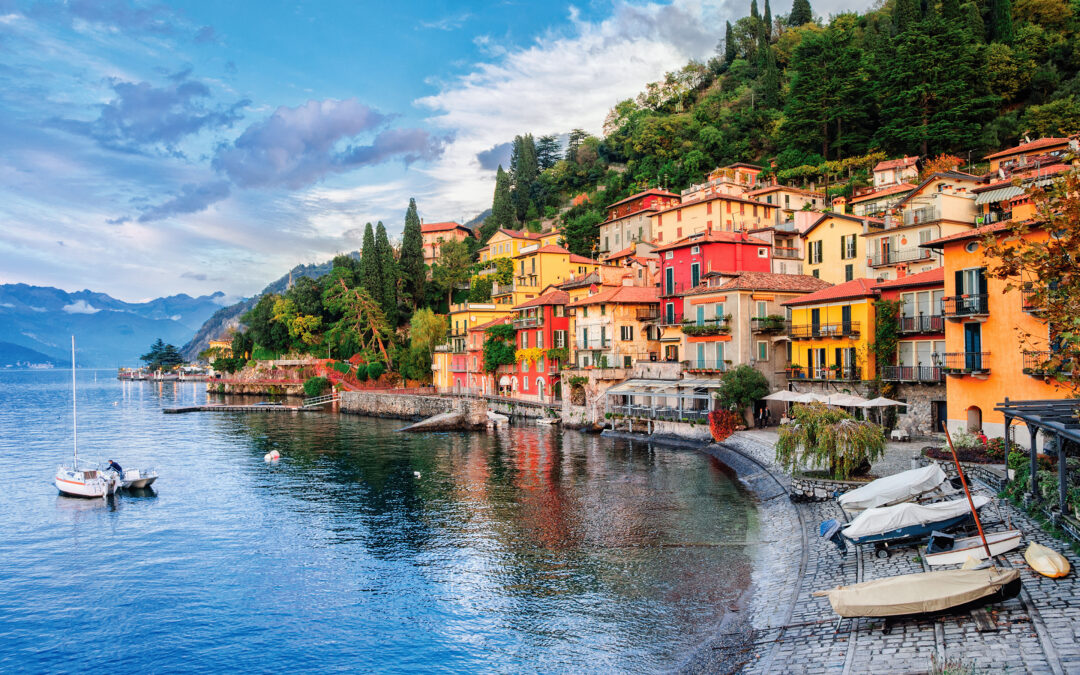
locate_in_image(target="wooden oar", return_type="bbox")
[943,426,993,559]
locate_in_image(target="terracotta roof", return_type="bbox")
[984,138,1070,161]
[494,228,543,240]
[513,289,569,309]
[527,244,571,255]
[802,212,884,238]
[874,156,919,172]
[569,254,600,264]
[782,278,878,306]
[873,267,944,290]
[604,188,681,210]
[895,171,984,207]
[973,164,1072,192]
[652,230,771,253]
[717,271,832,293]
[921,221,1024,248]
[570,285,660,306]
[421,221,471,234]
[850,183,917,203]
[469,316,510,332]
[651,192,776,217]
[743,184,825,198]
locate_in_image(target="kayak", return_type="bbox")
[1024,542,1071,578]
[813,566,1021,617]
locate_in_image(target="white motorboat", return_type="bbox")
[838,464,957,513]
[925,530,1023,566]
[55,337,121,499]
[120,467,158,489]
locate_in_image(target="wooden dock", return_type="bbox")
[163,404,318,414]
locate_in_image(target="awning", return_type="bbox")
[974,185,1024,205]
[499,376,510,386]
[605,378,721,398]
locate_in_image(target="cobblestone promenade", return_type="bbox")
[715,431,1080,675]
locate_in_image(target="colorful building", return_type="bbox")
[421,221,473,266]
[433,303,511,392]
[922,223,1069,444]
[508,289,570,402]
[743,184,825,225]
[465,316,508,396]
[748,210,821,276]
[863,172,981,281]
[569,286,661,369]
[874,268,947,436]
[681,163,763,200]
[491,244,605,307]
[650,194,778,244]
[984,137,1072,173]
[782,278,878,384]
[477,228,550,263]
[597,189,679,255]
[850,183,917,218]
[800,211,882,284]
[872,156,920,188]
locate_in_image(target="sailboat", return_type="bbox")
[54,336,121,499]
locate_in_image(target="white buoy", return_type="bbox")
[264,449,280,462]
[413,471,421,478]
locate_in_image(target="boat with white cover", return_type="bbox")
[55,337,121,499]
[822,495,990,557]
[925,529,1023,566]
[838,464,958,513]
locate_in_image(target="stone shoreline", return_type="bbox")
[685,431,1080,675]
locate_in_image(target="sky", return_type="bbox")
[0,0,858,301]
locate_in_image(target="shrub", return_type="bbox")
[367,362,385,380]
[355,363,369,381]
[709,409,740,442]
[331,360,351,374]
[775,402,886,479]
[303,376,329,397]
[251,346,280,361]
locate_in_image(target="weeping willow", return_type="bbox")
[775,402,887,479]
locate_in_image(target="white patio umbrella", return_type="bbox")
[859,396,904,407]
[823,393,869,407]
[792,392,826,403]
[763,390,801,401]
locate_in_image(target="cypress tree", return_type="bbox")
[374,221,398,326]
[724,21,737,63]
[762,44,780,107]
[764,0,772,38]
[961,2,985,40]
[750,0,760,22]
[486,165,515,238]
[988,0,1013,42]
[893,0,921,33]
[399,198,425,310]
[359,222,379,300]
[509,134,538,225]
[790,0,813,25]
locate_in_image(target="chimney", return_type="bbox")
[832,196,847,214]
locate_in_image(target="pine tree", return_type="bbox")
[988,0,1013,42]
[764,0,772,39]
[374,221,398,326]
[509,134,539,224]
[484,165,514,241]
[536,135,561,171]
[359,222,379,302]
[789,0,813,25]
[724,21,737,63]
[399,198,425,310]
[893,0,921,33]
[565,129,588,161]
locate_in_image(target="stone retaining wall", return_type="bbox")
[339,391,487,424]
[788,473,872,501]
[211,381,305,396]
[922,457,1009,491]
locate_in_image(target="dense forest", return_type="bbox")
[482,0,1080,257]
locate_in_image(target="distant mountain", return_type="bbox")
[180,252,361,361]
[0,341,57,368]
[463,209,491,233]
[0,284,230,367]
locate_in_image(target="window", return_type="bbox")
[521,332,528,349]
[677,210,682,222]
[665,302,675,324]
[756,341,769,361]
[665,251,673,260]
[691,245,700,254]
[582,306,588,318]
[620,325,633,341]
[604,237,609,251]
[812,269,819,278]
[691,263,700,287]
[555,330,567,348]
[758,247,769,258]
[696,305,705,326]
[665,267,675,295]
[845,264,853,282]
[523,376,529,391]
[965,241,979,253]
[538,357,544,372]
[600,304,606,316]
[706,202,712,214]
[536,332,543,349]
[809,240,823,264]
[554,305,565,317]
[677,227,682,238]
[581,327,588,348]
[755,301,767,318]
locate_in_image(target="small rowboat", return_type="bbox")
[813,566,1021,618]
[925,529,1022,566]
[1025,542,1070,578]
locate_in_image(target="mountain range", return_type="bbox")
[0,284,232,367]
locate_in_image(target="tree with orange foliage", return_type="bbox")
[918,154,965,180]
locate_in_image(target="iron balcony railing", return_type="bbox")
[897,314,944,334]
[680,318,731,336]
[869,248,934,267]
[789,321,861,339]
[751,317,789,334]
[658,311,685,327]
[636,307,661,321]
[788,365,864,381]
[938,352,990,373]
[904,206,940,226]
[681,359,728,372]
[1023,351,1073,376]
[660,281,692,298]
[773,246,801,259]
[513,316,543,329]
[1021,285,1042,313]
[880,365,944,382]
[942,295,989,317]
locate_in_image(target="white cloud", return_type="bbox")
[62,300,100,314]
[414,0,727,221]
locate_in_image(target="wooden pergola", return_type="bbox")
[996,398,1080,515]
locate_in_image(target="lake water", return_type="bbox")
[0,370,757,673]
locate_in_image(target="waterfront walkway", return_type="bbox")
[712,431,1080,675]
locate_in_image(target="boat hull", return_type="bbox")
[815,567,1021,618]
[1025,542,1071,578]
[124,476,157,489]
[55,467,120,498]
[925,530,1023,566]
[848,512,974,546]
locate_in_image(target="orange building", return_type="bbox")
[923,223,1069,444]
[421,222,473,266]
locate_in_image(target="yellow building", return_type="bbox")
[568,285,662,369]
[782,279,878,383]
[432,346,453,391]
[477,227,561,263]
[801,211,883,284]
[207,337,234,358]
[491,245,605,307]
[446,303,510,352]
[650,194,779,244]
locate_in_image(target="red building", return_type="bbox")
[466,317,507,396]
[598,189,680,255]
[873,268,946,384]
[654,230,773,325]
[509,288,570,402]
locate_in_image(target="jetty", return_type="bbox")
[164,394,339,414]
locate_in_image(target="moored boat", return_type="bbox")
[837,464,957,513]
[1025,542,1071,578]
[120,467,158,489]
[925,529,1022,566]
[822,495,990,557]
[813,566,1021,617]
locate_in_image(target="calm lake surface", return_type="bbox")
[0,370,757,673]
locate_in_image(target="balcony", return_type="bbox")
[751,316,789,334]
[660,281,692,298]
[942,295,989,319]
[1021,285,1043,314]
[636,307,661,321]
[1023,351,1073,377]
[513,316,543,329]
[773,246,801,260]
[680,318,731,337]
[881,365,944,383]
[869,248,935,267]
[788,365,864,381]
[789,322,861,340]
[681,359,729,373]
[903,206,940,226]
[938,352,990,375]
[897,314,944,334]
[658,311,684,327]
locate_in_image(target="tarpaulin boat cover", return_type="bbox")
[815,566,1019,617]
[838,465,948,511]
[842,495,989,540]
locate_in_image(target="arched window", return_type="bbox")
[966,406,982,433]
[536,377,545,397]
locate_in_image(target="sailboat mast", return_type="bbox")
[71,335,77,468]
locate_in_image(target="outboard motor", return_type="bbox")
[819,519,848,555]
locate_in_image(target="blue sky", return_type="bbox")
[0,0,856,301]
